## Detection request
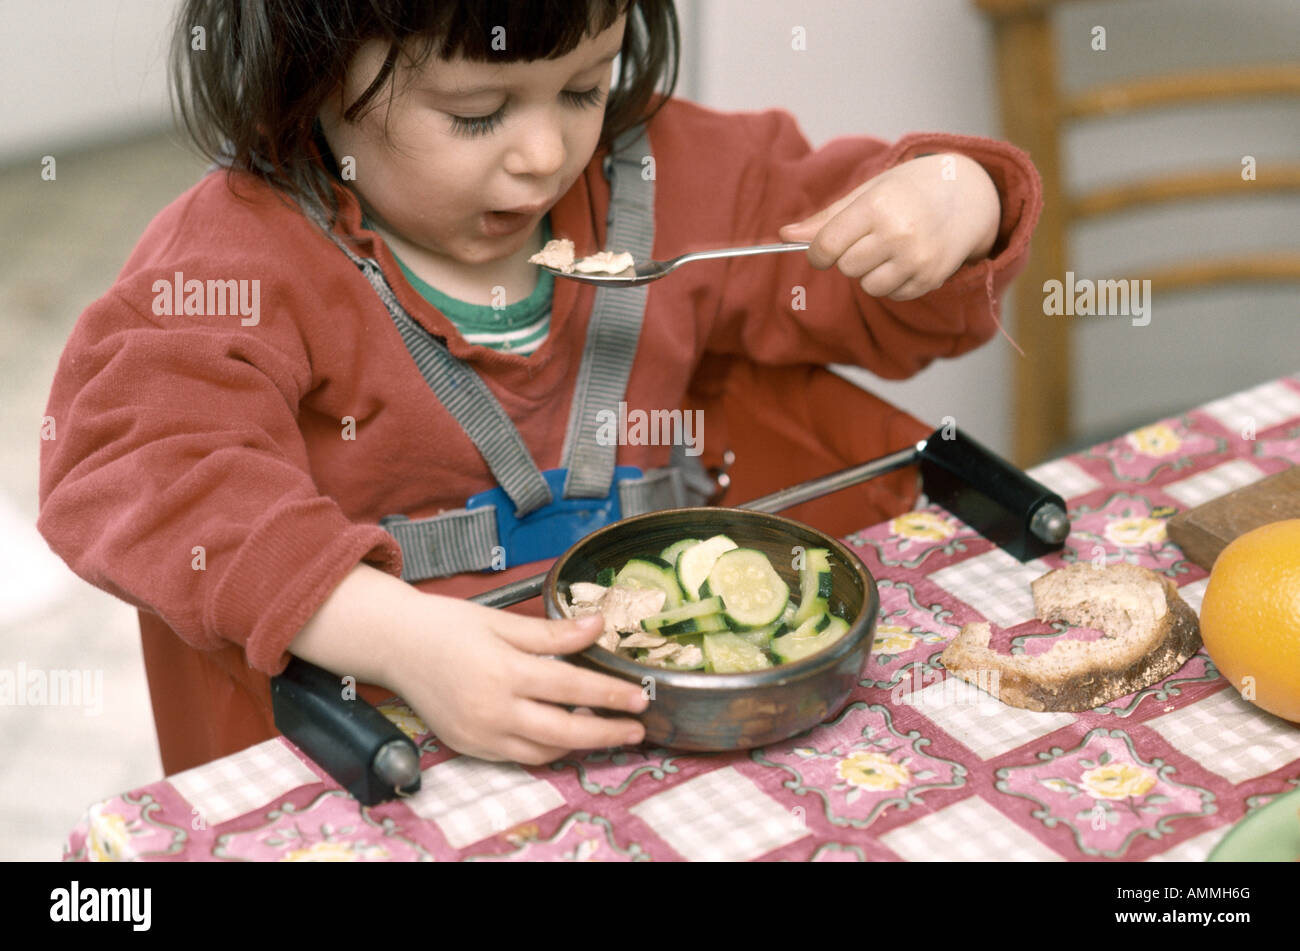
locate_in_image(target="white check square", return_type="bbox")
[909,678,1076,759]
[629,766,808,861]
[1162,459,1267,509]
[928,548,1051,628]
[405,757,565,849]
[1145,690,1300,784]
[880,796,1063,861]
[170,740,320,826]
[1198,379,1300,434]
[1026,458,1102,501]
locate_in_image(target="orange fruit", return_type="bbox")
[1198,518,1300,722]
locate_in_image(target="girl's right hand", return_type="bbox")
[386,595,649,765]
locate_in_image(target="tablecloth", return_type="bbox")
[63,375,1300,861]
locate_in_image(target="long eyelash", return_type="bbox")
[449,108,505,138]
[562,86,606,109]
[448,87,604,138]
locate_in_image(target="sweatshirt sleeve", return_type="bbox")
[37,277,403,676]
[705,109,1043,379]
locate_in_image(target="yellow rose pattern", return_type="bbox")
[1127,424,1182,457]
[1004,732,1211,858]
[890,511,956,542]
[837,751,912,791]
[1081,763,1157,800]
[87,807,135,863]
[873,625,919,655]
[378,701,431,742]
[1104,516,1167,548]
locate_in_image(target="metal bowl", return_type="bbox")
[542,507,879,751]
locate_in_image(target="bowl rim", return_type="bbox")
[542,506,879,689]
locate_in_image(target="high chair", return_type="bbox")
[974,0,1300,465]
[685,356,931,538]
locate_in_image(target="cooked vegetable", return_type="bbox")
[660,538,702,567]
[702,632,773,673]
[586,536,849,671]
[793,547,833,625]
[615,557,684,609]
[772,614,850,664]
[700,548,789,629]
[641,596,725,630]
[658,613,729,636]
[675,534,738,600]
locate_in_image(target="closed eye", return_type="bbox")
[447,87,606,139]
[448,107,505,139]
[562,86,606,109]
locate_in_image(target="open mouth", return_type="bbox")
[480,209,538,237]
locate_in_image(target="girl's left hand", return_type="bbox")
[778,153,1001,301]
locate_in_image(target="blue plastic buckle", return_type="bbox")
[466,466,642,570]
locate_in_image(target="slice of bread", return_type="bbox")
[939,563,1201,712]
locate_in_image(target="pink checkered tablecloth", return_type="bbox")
[64,376,1300,862]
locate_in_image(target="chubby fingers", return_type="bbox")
[514,653,650,714]
[778,180,874,268]
[512,698,646,753]
[490,609,606,656]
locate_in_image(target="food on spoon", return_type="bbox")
[528,238,576,273]
[530,241,636,276]
[939,563,1201,712]
[564,535,850,672]
[572,250,635,275]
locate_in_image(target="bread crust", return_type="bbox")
[939,566,1202,712]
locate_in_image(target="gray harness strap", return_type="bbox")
[381,507,498,579]
[559,128,655,497]
[311,124,686,580]
[303,210,554,520]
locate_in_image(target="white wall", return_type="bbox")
[679,0,1300,459]
[0,0,180,163]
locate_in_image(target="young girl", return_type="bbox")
[38,1,1041,773]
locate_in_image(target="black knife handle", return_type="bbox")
[271,656,421,806]
[919,428,1069,562]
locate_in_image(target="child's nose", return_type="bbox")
[504,115,567,179]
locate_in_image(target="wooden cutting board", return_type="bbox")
[1166,464,1300,570]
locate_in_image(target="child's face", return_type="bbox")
[319,15,627,270]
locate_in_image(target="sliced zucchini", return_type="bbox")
[595,567,616,587]
[659,538,702,567]
[658,613,729,636]
[614,557,684,609]
[674,534,738,601]
[772,615,850,664]
[781,600,799,625]
[702,632,773,673]
[740,620,786,650]
[793,548,833,625]
[700,548,789,629]
[641,596,725,631]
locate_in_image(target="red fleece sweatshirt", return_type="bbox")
[37,97,1042,773]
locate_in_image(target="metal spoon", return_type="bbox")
[540,241,810,287]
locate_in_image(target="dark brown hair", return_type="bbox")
[170,0,679,224]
